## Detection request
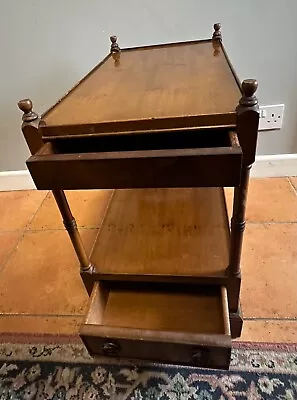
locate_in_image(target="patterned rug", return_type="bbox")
[0,335,296,399]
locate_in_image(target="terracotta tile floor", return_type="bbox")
[0,179,296,343]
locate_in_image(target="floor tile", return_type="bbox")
[0,315,82,335]
[246,178,297,222]
[241,223,297,318]
[236,320,297,343]
[0,231,22,268]
[225,178,297,222]
[0,229,97,315]
[224,187,233,220]
[29,190,113,230]
[0,190,47,230]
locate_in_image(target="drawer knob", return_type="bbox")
[191,350,202,364]
[102,341,121,356]
[191,346,209,364]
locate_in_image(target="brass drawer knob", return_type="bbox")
[102,341,121,356]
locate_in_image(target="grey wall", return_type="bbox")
[1,0,297,171]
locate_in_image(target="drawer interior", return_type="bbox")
[28,132,241,190]
[81,282,231,367]
[48,128,237,155]
[84,282,230,336]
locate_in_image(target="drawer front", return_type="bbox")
[80,326,231,369]
[27,144,242,190]
[80,283,232,369]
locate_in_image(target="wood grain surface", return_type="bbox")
[103,289,224,334]
[42,40,241,136]
[86,282,226,334]
[91,188,229,279]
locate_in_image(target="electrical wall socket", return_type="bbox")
[259,104,284,131]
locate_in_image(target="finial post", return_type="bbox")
[17,99,95,296]
[110,35,120,53]
[235,78,259,161]
[239,79,259,108]
[18,99,38,122]
[212,23,222,41]
[228,78,260,321]
[17,98,42,155]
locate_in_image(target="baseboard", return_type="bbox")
[0,170,35,191]
[251,154,297,178]
[0,155,296,191]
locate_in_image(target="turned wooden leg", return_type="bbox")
[52,190,94,295]
[228,164,251,312]
[18,99,95,295]
[227,79,259,336]
[52,190,93,272]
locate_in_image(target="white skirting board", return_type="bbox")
[0,170,36,191]
[0,154,297,191]
[251,154,297,178]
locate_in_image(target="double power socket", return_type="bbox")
[258,104,285,131]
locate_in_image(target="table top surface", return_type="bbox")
[41,39,241,138]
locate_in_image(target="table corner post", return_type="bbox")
[18,99,95,296]
[18,98,43,154]
[228,79,260,315]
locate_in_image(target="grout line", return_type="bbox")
[0,192,49,275]
[27,227,100,232]
[0,229,25,233]
[22,189,115,233]
[0,231,26,275]
[0,313,84,318]
[0,227,103,233]
[288,177,297,197]
[24,190,49,231]
[247,221,297,225]
[1,315,296,321]
[1,221,297,233]
[243,317,297,321]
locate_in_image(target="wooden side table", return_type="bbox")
[18,23,259,369]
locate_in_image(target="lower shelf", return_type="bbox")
[80,282,231,368]
[91,188,230,283]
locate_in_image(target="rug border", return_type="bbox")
[0,333,296,352]
[0,332,81,345]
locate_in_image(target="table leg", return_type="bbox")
[18,99,95,295]
[228,164,251,312]
[227,79,259,326]
[52,189,95,295]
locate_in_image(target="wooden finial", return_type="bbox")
[212,23,222,41]
[212,38,220,57]
[239,79,258,107]
[112,51,121,67]
[18,99,38,122]
[110,35,120,53]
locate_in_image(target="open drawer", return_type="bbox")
[80,282,231,369]
[27,129,242,189]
